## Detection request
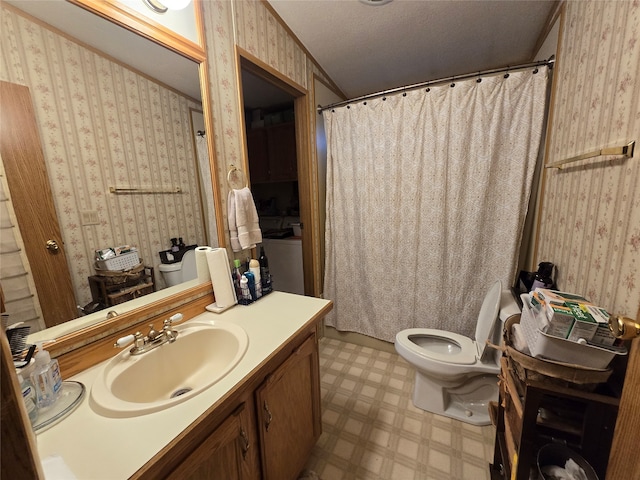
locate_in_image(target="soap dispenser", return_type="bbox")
[17,374,39,425]
[30,343,62,409]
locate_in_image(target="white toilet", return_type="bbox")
[395,280,519,425]
[158,249,198,287]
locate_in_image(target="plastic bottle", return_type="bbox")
[530,261,554,291]
[240,275,251,304]
[30,344,62,409]
[259,246,271,293]
[18,374,38,425]
[249,259,262,298]
[170,238,179,252]
[244,270,257,301]
[231,259,243,300]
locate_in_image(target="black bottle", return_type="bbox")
[531,262,554,291]
[259,246,272,293]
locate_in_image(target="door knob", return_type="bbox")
[46,239,60,252]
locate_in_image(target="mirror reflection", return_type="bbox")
[0,1,217,334]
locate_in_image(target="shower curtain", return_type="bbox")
[195,135,218,247]
[323,68,548,342]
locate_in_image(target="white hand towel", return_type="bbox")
[227,190,242,252]
[228,187,262,252]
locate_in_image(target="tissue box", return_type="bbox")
[534,288,590,306]
[565,303,598,342]
[544,303,575,338]
[580,304,617,346]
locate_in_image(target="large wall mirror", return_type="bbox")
[0,0,223,341]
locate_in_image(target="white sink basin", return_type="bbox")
[90,320,248,417]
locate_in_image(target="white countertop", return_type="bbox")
[36,292,331,479]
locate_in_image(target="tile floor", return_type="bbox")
[303,337,496,480]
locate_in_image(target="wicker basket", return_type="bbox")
[503,314,612,391]
[94,262,145,285]
[95,250,140,271]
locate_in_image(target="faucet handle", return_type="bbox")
[114,334,134,348]
[115,332,143,348]
[164,313,183,329]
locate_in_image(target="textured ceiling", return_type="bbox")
[7,0,556,108]
[269,0,556,99]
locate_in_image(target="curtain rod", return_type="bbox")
[317,57,555,114]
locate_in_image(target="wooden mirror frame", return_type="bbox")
[37,0,225,361]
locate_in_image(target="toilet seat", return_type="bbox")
[398,329,477,365]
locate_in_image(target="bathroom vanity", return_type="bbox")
[34,292,332,479]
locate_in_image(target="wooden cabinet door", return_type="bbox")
[267,123,297,182]
[247,128,270,183]
[256,334,321,480]
[167,404,254,480]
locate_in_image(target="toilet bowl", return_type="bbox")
[395,280,519,425]
[158,249,198,287]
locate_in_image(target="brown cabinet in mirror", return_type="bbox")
[248,122,298,183]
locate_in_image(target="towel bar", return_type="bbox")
[546,141,635,169]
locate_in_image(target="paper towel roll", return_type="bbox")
[205,248,237,311]
[195,246,213,282]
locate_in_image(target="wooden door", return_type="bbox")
[0,81,78,327]
[256,334,321,480]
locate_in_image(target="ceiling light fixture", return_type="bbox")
[359,0,393,6]
[143,0,191,14]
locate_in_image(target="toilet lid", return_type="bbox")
[474,280,502,359]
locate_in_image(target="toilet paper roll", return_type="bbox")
[205,248,237,312]
[195,246,213,282]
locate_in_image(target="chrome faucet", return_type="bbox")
[114,313,182,355]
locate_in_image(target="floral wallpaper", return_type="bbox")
[0,6,207,312]
[538,0,640,317]
[201,0,333,293]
